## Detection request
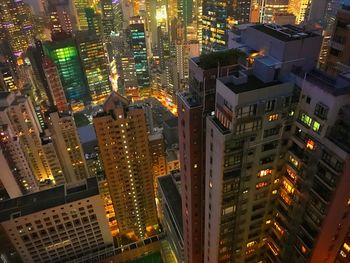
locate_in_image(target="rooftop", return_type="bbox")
[177,91,202,108]
[224,75,281,94]
[293,68,350,96]
[0,177,100,222]
[158,175,183,238]
[252,24,319,42]
[195,49,243,70]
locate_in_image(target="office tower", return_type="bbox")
[0,64,18,92]
[120,54,138,89]
[101,0,115,40]
[76,32,111,104]
[178,49,241,263]
[48,111,89,183]
[175,42,200,92]
[85,7,102,36]
[129,16,150,88]
[202,0,233,52]
[149,132,167,189]
[288,0,312,24]
[47,0,75,34]
[272,70,350,263]
[0,177,114,262]
[42,57,69,112]
[157,173,184,263]
[43,38,89,103]
[93,92,157,240]
[0,92,53,181]
[0,0,34,56]
[0,124,39,197]
[258,0,289,23]
[326,6,350,74]
[72,0,93,30]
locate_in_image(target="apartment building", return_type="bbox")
[0,177,113,263]
[93,92,157,240]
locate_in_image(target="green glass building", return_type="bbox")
[129,17,150,88]
[43,39,89,103]
[76,32,111,103]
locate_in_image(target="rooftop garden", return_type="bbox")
[197,49,245,70]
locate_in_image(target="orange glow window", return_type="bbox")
[306,139,315,150]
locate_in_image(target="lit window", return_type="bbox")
[194,164,198,168]
[289,110,294,116]
[300,245,307,254]
[256,181,269,189]
[300,113,312,127]
[272,190,277,195]
[268,114,279,121]
[340,250,347,258]
[282,179,295,194]
[306,139,315,150]
[344,243,350,252]
[312,121,321,132]
[280,190,292,205]
[286,168,297,182]
[209,181,213,188]
[265,220,271,224]
[246,241,257,248]
[289,155,299,168]
[273,221,284,236]
[257,169,272,177]
[222,206,234,215]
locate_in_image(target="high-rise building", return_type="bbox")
[0,124,39,197]
[129,16,150,88]
[72,0,93,30]
[0,177,114,262]
[76,32,111,104]
[43,38,89,103]
[272,69,350,263]
[0,92,53,182]
[177,49,241,263]
[288,0,312,24]
[202,0,233,52]
[326,6,350,74]
[0,64,18,92]
[85,7,102,36]
[149,131,167,190]
[93,92,157,240]
[0,0,34,56]
[42,57,69,112]
[258,0,289,23]
[157,173,184,263]
[180,24,323,263]
[101,0,115,40]
[48,111,89,183]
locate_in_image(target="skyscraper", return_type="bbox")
[48,111,89,183]
[76,32,111,104]
[178,49,241,263]
[42,57,69,112]
[0,92,53,182]
[93,92,157,240]
[129,16,150,88]
[258,0,289,23]
[72,0,93,30]
[43,38,89,103]
[288,0,312,24]
[0,0,34,56]
[0,124,39,197]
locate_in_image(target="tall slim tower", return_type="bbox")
[93,92,157,240]
[129,16,150,88]
[0,92,53,181]
[48,111,89,183]
[76,32,111,104]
